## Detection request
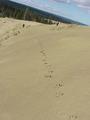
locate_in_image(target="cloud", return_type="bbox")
[74,0,90,8]
[54,0,90,12]
[54,0,71,3]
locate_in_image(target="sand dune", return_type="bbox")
[0,18,90,120]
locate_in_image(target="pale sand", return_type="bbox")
[0,18,90,120]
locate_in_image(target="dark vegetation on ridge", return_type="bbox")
[0,0,56,24]
[0,0,84,25]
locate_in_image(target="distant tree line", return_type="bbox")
[0,3,55,24]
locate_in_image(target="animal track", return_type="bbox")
[39,43,54,81]
[57,112,79,120]
[69,115,78,120]
[55,80,64,97]
[39,41,65,98]
[56,81,64,88]
[13,30,20,36]
[0,24,22,47]
[56,91,64,97]
[44,74,52,79]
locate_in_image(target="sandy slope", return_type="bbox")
[0,18,90,120]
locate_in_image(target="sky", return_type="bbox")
[10,0,90,25]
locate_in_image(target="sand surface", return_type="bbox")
[0,18,90,120]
